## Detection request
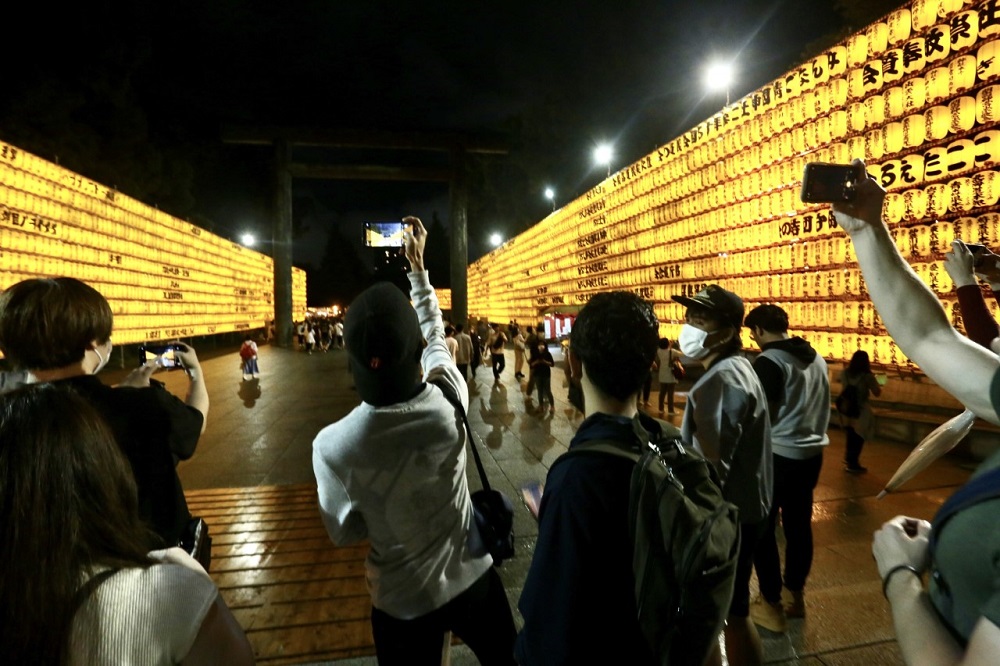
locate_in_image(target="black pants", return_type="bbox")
[753,452,823,602]
[731,519,768,617]
[456,363,469,383]
[845,426,865,468]
[370,568,516,666]
[491,353,505,379]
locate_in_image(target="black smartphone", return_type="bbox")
[138,343,183,370]
[964,242,990,267]
[363,221,406,248]
[800,163,859,203]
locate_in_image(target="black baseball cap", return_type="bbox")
[672,285,745,330]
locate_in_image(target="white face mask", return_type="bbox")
[678,324,712,359]
[92,342,111,375]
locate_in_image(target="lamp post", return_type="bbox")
[544,187,555,211]
[593,144,613,177]
[704,60,735,106]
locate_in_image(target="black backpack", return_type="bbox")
[835,384,862,418]
[558,415,740,665]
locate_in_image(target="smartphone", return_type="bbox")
[364,221,406,248]
[800,163,859,203]
[964,242,989,266]
[138,343,183,370]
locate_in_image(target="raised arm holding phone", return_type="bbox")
[822,159,1000,665]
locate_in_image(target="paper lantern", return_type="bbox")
[903,77,927,114]
[949,96,976,133]
[925,182,950,217]
[866,94,887,126]
[884,122,905,154]
[976,85,1000,123]
[828,142,850,164]
[924,24,952,64]
[849,67,867,100]
[925,105,951,140]
[947,138,975,175]
[884,86,904,118]
[949,11,979,52]
[829,110,848,140]
[911,0,942,33]
[925,67,950,103]
[949,56,977,96]
[849,101,868,132]
[884,191,905,222]
[904,188,929,220]
[978,40,1000,79]
[866,129,886,160]
[847,33,869,67]
[863,60,884,95]
[974,170,1000,207]
[903,38,927,74]
[982,7,1000,38]
[978,212,1000,244]
[903,113,927,147]
[867,21,889,57]
[950,177,975,212]
[847,135,868,161]
[887,8,913,46]
[956,215,978,242]
[829,77,849,106]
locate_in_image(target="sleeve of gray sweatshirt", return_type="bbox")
[410,270,469,412]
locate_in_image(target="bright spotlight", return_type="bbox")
[240,233,257,247]
[489,233,503,247]
[544,187,555,200]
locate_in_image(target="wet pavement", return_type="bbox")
[148,341,978,665]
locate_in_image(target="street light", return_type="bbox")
[704,60,735,105]
[544,187,555,211]
[593,144,613,177]
[240,233,257,247]
[489,233,503,247]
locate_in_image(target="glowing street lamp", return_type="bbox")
[489,233,503,247]
[544,186,555,211]
[593,144,613,177]
[240,233,257,247]
[704,60,735,105]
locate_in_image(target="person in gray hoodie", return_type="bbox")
[744,304,830,633]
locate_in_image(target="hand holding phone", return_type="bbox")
[800,163,860,203]
[139,344,183,370]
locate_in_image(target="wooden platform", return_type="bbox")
[187,485,375,665]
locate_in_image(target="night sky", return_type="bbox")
[3,0,895,302]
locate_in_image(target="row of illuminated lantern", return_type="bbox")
[112,321,272,346]
[0,208,275,281]
[0,245,274,293]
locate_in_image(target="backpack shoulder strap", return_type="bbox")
[930,466,1000,549]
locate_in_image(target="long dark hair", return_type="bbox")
[846,350,872,377]
[0,384,155,664]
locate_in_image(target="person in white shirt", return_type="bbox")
[312,216,516,666]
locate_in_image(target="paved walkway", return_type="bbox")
[144,341,977,665]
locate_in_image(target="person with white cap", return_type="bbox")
[311,216,516,666]
[673,284,772,666]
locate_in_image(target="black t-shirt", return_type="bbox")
[63,375,204,547]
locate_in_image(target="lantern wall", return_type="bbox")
[0,142,307,344]
[469,0,1000,367]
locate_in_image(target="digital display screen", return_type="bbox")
[364,222,407,248]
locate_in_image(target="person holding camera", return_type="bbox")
[0,277,209,549]
[830,159,1000,665]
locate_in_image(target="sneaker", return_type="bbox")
[845,465,868,474]
[783,589,805,618]
[749,596,788,633]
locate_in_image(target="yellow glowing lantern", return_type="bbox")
[903,38,927,75]
[982,9,1000,39]
[884,86,904,118]
[887,8,912,46]
[827,46,850,79]
[925,182,950,217]
[829,77,849,107]
[980,212,1000,244]
[903,113,927,147]
[949,11,979,51]
[903,76,926,114]
[926,24,952,64]
[931,222,955,254]
[824,112,841,142]
[884,192,905,222]
[847,33,869,67]
[904,188,929,220]
[956,216,978,242]
[847,135,868,160]
[911,0,942,32]
[978,40,1000,79]
[863,60,883,95]
[925,67,950,104]
[949,96,976,134]
[866,129,886,160]
[828,142,849,164]
[846,68,863,101]
[947,138,976,175]
[867,94,887,126]
[950,177,975,213]
[949,56,977,96]
[849,101,867,132]
[925,105,951,140]
[884,122,905,154]
[867,21,889,57]
[977,85,1000,124]
[973,170,1000,207]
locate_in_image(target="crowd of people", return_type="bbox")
[5,164,1000,664]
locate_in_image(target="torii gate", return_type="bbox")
[222,126,508,347]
